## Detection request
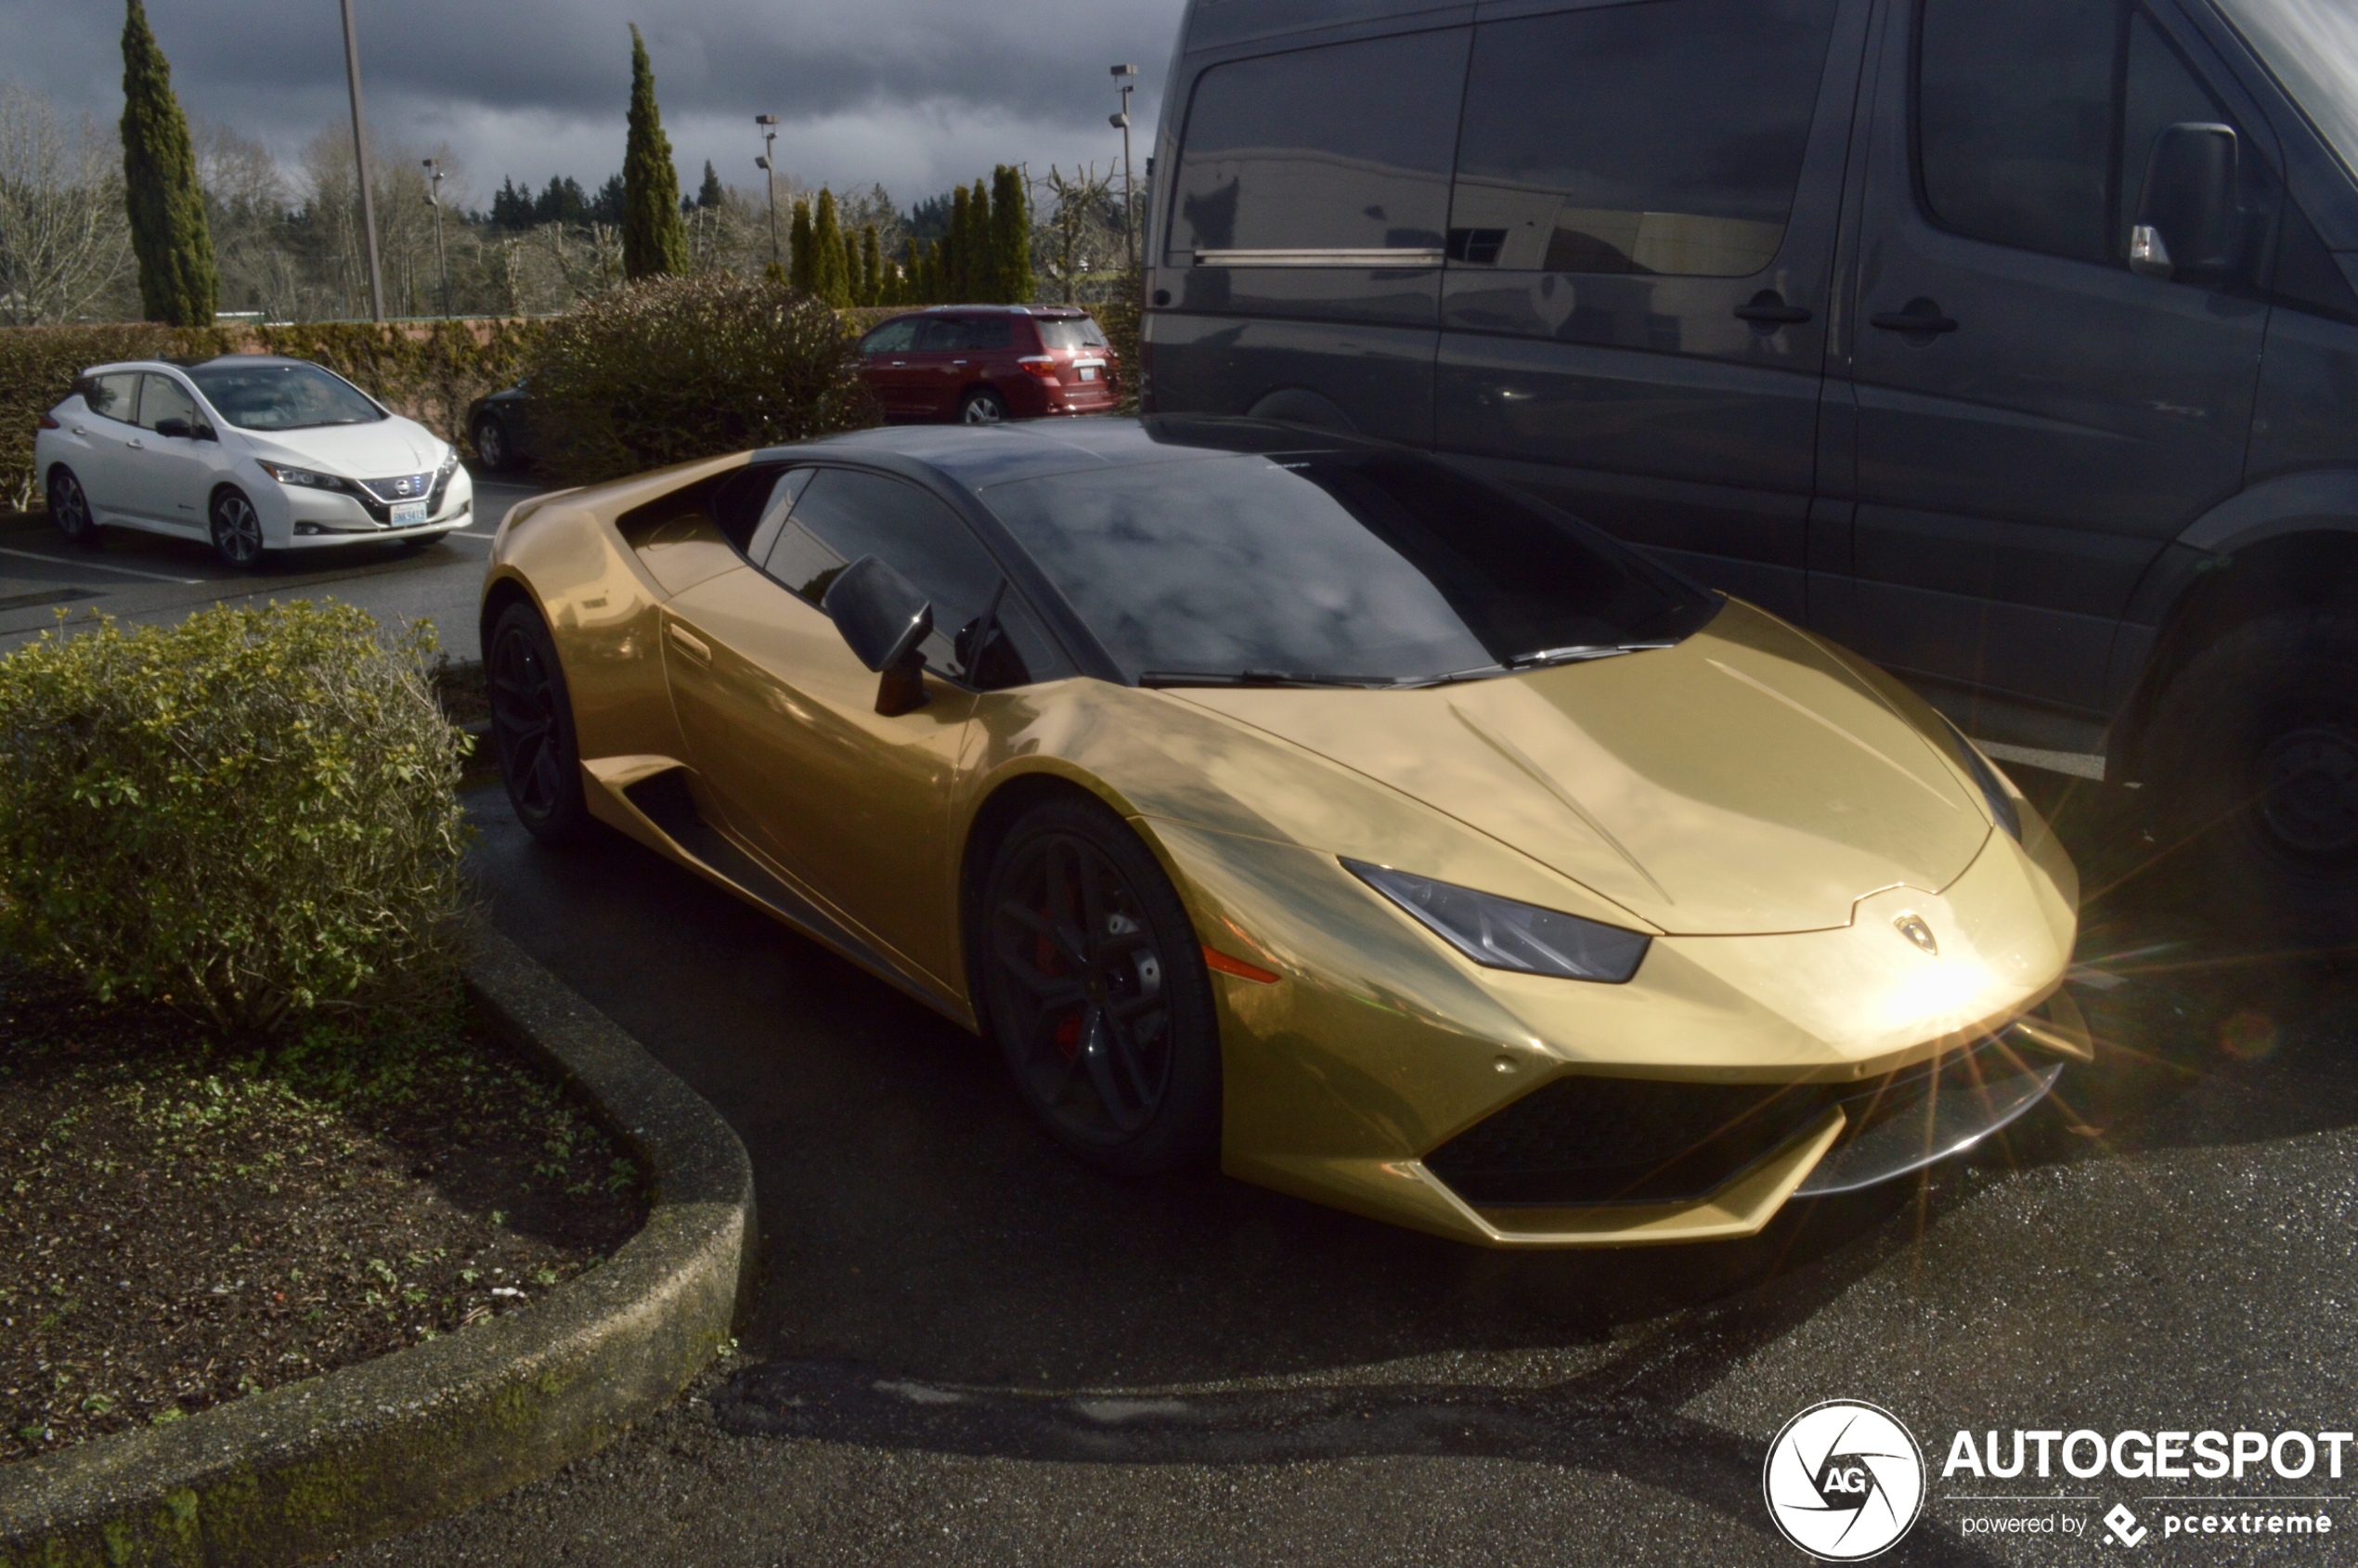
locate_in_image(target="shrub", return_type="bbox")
[525,272,878,482]
[0,602,468,1036]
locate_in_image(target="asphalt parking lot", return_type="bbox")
[0,470,543,661]
[327,776,2358,1567]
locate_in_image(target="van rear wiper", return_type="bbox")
[1139,669,1406,689]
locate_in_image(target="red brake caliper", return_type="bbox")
[1040,900,1082,1061]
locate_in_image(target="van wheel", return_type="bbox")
[2144,610,2358,940]
[958,388,1008,425]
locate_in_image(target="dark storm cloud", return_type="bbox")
[6,0,1180,199]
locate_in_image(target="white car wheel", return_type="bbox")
[209,488,266,570]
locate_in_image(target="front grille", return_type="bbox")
[1423,1034,2029,1209]
[358,472,434,504]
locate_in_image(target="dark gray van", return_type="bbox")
[1140,0,2358,929]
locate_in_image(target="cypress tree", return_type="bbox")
[902,240,924,305]
[991,165,1032,305]
[119,0,216,326]
[811,188,849,306]
[788,198,813,292]
[861,226,882,307]
[695,160,723,210]
[969,178,993,300]
[621,24,689,279]
[945,185,970,301]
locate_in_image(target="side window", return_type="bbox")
[137,374,200,432]
[1918,0,2240,269]
[861,318,918,354]
[1165,29,1469,262]
[84,372,141,422]
[745,467,817,564]
[761,470,1052,686]
[915,317,968,352]
[959,317,1014,351]
[1450,0,1838,277]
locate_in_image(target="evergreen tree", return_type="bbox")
[901,240,924,305]
[490,176,535,229]
[119,0,216,326]
[787,198,814,292]
[990,165,1032,305]
[811,188,849,306]
[695,160,723,210]
[620,24,688,279]
[945,185,970,301]
[967,177,993,301]
[591,174,627,226]
[861,226,882,307]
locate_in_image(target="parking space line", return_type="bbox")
[0,546,205,585]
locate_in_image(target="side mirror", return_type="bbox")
[2131,122,2238,282]
[152,416,191,439]
[193,421,217,441]
[822,554,934,716]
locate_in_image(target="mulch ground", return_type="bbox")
[0,960,648,1463]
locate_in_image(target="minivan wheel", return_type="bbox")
[958,387,1009,425]
[473,415,509,472]
[978,795,1221,1177]
[208,487,266,570]
[46,468,100,548]
[2144,610,2358,941]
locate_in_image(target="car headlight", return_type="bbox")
[1343,861,1650,982]
[1931,714,2021,841]
[256,460,344,490]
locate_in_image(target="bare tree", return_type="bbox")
[0,84,133,325]
[1035,163,1125,305]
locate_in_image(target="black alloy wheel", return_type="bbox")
[208,487,266,570]
[473,415,509,473]
[45,468,99,548]
[487,601,591,844]
[980,796,1221,1176]
[2146,609,2358,940]
[958,387,1009,426]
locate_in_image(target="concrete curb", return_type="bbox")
[0,927,758,1566]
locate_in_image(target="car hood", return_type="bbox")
[238,417,446,478]
[1170,601,1989,936]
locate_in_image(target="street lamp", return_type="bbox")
[339,0,387,321]
[1110,65,1138,274]
[422,158,451,318]
[755,114,781,271]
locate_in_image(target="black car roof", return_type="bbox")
[763,416,1378,492]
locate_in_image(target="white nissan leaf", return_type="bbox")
[33,356,473,569]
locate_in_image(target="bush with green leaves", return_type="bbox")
[525,271,878,481]
[0,602,468,1036]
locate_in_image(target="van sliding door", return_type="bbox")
[1153,27,1469,446]
[1433,0,1867,626]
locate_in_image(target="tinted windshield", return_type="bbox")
[980,451,1717,684]
[188,362,383,430]
[2215,0,2358,180]
[1037,318,1107,350]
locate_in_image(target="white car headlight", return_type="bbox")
[256,460,344,489]
[1344,861,1650,982]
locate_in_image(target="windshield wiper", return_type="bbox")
[1508,641,1676,669]
[1139,669,1406,690]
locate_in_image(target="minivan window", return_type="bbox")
[1036,318,1106,351]
[980,453,1718,685]
[1449,0,1837,277]
[861,318,918,354]
[1165,29,1468,263]
[2214,0,2358,186]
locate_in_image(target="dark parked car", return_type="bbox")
[466,380,534,473]
[1141,0,2358,931]
[858,305,1121,423]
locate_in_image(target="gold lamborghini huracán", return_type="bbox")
[480,418,2086,1248]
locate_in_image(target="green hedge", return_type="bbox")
[1,318,544,512]
[0,602,468,1037]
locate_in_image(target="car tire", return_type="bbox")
[2144,609,2358,941]
[487,600,593,846]
[958,387,1009,426]
[45,468,100,549]
[208,487,267,571]
[978,794,1222,1177]
[473,415,511,473]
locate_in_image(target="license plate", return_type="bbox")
[390,501,428,525]
[1079,366,1099,382]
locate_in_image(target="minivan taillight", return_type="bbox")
[1017,356,1061,380]
[37,413,60,430]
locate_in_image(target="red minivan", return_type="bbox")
[858,305,1121,424]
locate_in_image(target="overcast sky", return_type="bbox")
[6,0,1183,210]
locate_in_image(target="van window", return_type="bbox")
[1165,29,1468,264]
[1918,0,2234,268]
[1449,0,1838,277]
[860,318,918,354]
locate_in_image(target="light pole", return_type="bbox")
[422,158,451,318]
[339,0,387,322]
[1110,64,1138,274]
[755,114,781,272]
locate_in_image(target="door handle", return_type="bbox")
[125,437,144,449]
[72,426,90,436]
[1734,292,1812,327]
[1868,298,1959,337]
[666,622,711,666]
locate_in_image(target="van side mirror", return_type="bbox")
[822,553,933,715]
[2131,122,2238,282]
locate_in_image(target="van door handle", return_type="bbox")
[1734,292,1812,326]
[1869,298,1959,336]
[667,623,711,666]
